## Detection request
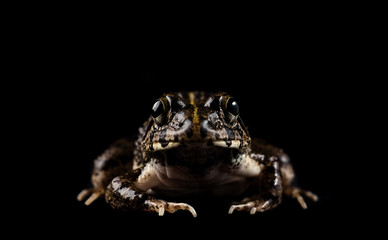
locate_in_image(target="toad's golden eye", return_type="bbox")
[226,97,239,116]
[151,97,169,125]
[221,96,240,124]
[152,100,163,118]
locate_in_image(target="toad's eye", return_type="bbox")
[151,98,169,125]
[221,96,240,124]
[226,97,239,116]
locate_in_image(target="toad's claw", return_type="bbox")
[228,199,275,215]
[286,187,318,209]
[158,207,165,216]
[77,188,104,206]
[145,199,197,217]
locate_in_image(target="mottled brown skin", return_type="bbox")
[78,91,317,216]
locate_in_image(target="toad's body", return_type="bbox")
[78,92,317,216]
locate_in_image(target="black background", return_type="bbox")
[50,65,348,238]
[25,9,366,238]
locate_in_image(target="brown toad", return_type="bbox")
[77,92,317,217]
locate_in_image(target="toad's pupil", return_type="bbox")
[227,98,239,116]
[152,100,163,118]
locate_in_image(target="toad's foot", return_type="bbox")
[228,197,279,215]
[105,173,197,217]
[284,186,318,209]
[77,188,104,206]
[145,199,197,217]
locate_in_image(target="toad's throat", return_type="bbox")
[150,144,240,174]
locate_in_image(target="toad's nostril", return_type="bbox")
[214,120,223,129]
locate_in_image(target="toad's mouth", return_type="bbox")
[149,139,248,152]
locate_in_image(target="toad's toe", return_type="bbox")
[77,188,104,205]
[145,199,197,217]
[228,198,277,215]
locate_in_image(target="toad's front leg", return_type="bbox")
[229,155,283,214]
[77,138,134,205]
[105,165,197,217]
